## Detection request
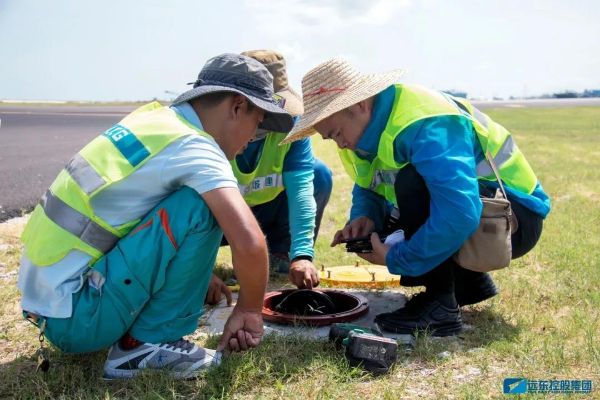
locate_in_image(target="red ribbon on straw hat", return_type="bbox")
[304,86,347,97]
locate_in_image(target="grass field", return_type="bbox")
[1,106,599,399]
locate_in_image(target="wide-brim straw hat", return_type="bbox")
[281,58,405,143]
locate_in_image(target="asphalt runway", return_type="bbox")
[0,106,133,221]
[1,97,600,222]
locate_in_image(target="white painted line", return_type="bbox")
[0,111,127,117]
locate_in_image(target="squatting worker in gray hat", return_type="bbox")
[214,50,332,290]
[18,53,293,380]
[282,58,550,337]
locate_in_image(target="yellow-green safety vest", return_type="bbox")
[231,132,291,206]
[21,102,211,267]
[339,84,538,205]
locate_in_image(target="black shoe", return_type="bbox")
[374,292,462,337]
[454,271,498,306]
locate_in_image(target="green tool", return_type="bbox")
[328,323,398,374]
[329,322,383,348]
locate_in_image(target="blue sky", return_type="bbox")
[1,0,598,101]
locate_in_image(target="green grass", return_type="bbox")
[1,107,599,399]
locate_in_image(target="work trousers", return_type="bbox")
[392,165,544,292]
[43,187,221,353]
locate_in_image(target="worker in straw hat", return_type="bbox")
[282,58,550,336]
[19,53,293,379]
[215,50,332,290]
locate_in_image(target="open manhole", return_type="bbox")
[262,289,369,326]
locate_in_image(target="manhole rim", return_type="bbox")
[262,289,369,325]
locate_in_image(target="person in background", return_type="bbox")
[219,50,332,290]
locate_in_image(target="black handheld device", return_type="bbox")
[341,235,387,253]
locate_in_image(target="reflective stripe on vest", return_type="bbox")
[447,94,490,129]
[21,102,211,266]
[238,173,284,197]
[370,169,399,190]
[444,95,526,182]
[40,189,118,253]
[476,134,515,177]
[65,153,106,195]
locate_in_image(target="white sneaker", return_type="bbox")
[102,338,222,380]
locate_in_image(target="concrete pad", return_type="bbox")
[197,289,414,346]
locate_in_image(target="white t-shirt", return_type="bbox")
[17,103,237,318]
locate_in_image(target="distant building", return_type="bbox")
[553,91,579,99]
[582,89,600,98]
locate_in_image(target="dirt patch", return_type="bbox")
[0,216,28,246]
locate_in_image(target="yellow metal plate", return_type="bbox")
[319,264,400,288]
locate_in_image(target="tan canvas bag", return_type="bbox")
[453,151,517,272]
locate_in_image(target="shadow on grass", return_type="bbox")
[409,305,521,363]
[0,334,358,399]
[203,334,364,398]
[461,305,521,345]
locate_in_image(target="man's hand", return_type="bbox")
[331,216,375,246]
[357,232,390,266]
[216,306,264,353]
[288,259,320,289]
[205,274,233,306]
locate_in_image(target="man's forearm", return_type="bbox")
[283,169,316,260]
[231,239,268,311]
[202,187,269,313]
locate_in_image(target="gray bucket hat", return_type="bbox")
[172,53,294,133]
